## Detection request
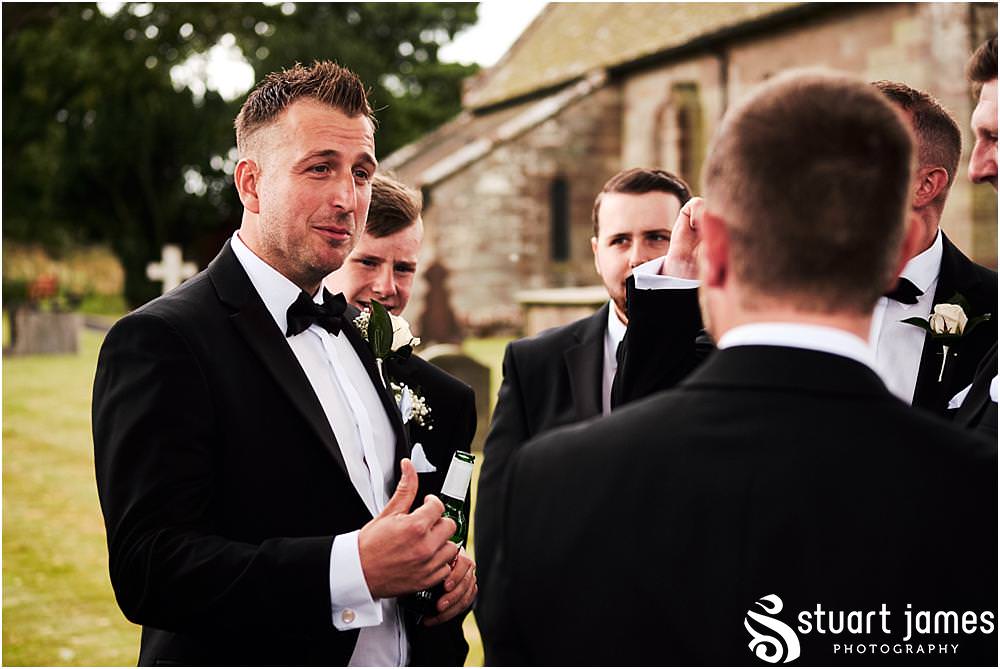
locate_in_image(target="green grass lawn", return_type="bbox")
[3,327,140,665]
[2,326,510,666]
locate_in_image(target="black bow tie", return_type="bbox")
[286,289,347,337]
[883,277,923,305]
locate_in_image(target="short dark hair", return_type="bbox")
[703,69,913,314]
[592,168,692,237]
[235,61,374,153]
[967,36,998,96]
[366,174,422,238]
[872,80,961,198]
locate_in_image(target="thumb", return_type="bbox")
[378,458,418,518]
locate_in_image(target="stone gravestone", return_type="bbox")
[421,344,491,453]
[12,310,83,356]
[146,244,197,294]
[516,285,608,337]
[8,274,82,356]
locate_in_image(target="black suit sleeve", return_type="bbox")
[474,341,529,616]
[611,277,713,407]
[478,445,530,667]
[93,312,333,634]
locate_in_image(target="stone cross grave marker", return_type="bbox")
[146,244,197,294]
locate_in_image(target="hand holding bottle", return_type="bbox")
[421,545,477,626]
[358,458,459,598]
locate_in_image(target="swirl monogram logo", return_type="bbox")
[744,594,801,664]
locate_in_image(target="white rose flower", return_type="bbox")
[929,303,968,335]
[389,313,420,351]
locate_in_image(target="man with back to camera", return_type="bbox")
[614,80,998,419]
[325,173,478,555]
[473,167,692,610]
[92,62,475,666]
[479,69,997,666]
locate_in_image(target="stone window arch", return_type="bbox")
[653,82,704,192]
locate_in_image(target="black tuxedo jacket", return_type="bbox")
[92,241,468,666]
[381,353,477,528]
[613,235,999,417]
[475,304,609,612]
[480,346,997,666]
[912,234,997,418]
[955,341,998,439]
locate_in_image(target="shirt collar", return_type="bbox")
[606,299,627,348]
[717,322,877,372]
[230,231,321,335]
[899,228,942,293]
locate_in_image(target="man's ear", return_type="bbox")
[912,166,949,208]
[698,209,729,289]
[591,236,600,275]
[234,159,261,214]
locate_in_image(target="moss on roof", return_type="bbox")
[465,2,798,109]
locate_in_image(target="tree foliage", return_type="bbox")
[4,2,478,306]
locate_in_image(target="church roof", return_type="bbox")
[384,2,816,187]
[381,70,606,188]
[463,2,800,110]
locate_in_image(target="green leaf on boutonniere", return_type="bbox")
[943,291,972,313]
[901,317,932,333]
[368,299,393,359]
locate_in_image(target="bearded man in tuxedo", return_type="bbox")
[474,168,691,612]
[93,62,475,666]
[479,69,997,666]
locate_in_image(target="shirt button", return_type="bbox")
[341,609,356,624]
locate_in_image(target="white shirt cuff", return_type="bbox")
[329,530,383,629]
[633,256,701,290]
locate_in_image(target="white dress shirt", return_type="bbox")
[231,233,408,666]
[869,231,942,404]
[602,301,627,416]
[718,322,878,372]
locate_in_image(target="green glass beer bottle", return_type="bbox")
[402,450,475,618]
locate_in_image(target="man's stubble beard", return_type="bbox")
[261,210,358,290]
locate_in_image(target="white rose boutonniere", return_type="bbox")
[352,300,432,428]
[352,299,420,359]
[902,292,991,382]
[928,303,968,335]
[389,312,421,352]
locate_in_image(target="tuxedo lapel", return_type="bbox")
[341,316,410,484]
[208,243,349,478]
[564,304,608,421]
[912,235,989,412]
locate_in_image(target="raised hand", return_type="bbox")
[662,196,705,279]
[358,459,459,598]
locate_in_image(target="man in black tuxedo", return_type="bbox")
[868,81,996,418]
[615,81,998,418]
[952,36,998,437]
[325,173,478,539]
[474,168,691,608]
[92,62,475,666]
[480,70,997,666]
